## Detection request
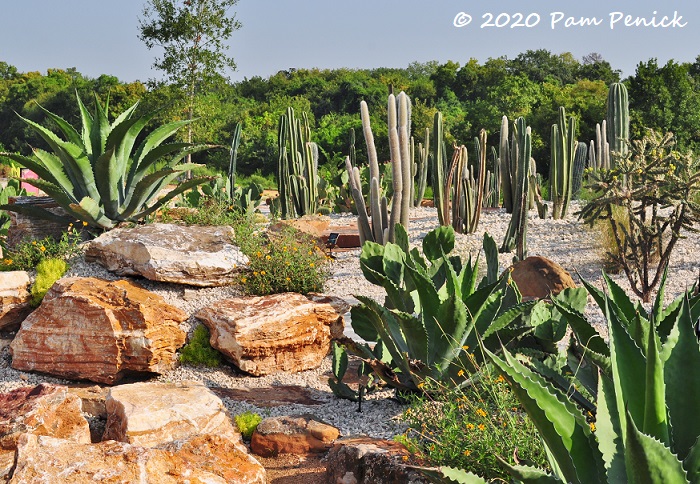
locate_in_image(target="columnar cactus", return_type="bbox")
[500,117,532,261]
[484,146,500,208]
[571,141,588,198]
[277,107,319,218]
[345,92,413,245]
[550,107,577,220]
[607,82,629,164]
[499,116,514,213]
[412,129,429,207]
[432,111,448,226]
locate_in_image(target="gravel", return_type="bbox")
[1,204,698,440]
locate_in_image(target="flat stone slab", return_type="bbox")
[211,385,324,407]
[85,223,248,287]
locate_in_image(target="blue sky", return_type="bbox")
[2,1,699,83]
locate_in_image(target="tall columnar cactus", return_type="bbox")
[484,146,500,208]
[606,82,629,165]
[277,107,319,219]
[550,107,577,220]
[345,92,413,245]
[226,122,242,200]
[432,111,448,226]
[571,141,588,198]
[500,117,532,261]
[412,128,429,207]
[499,115,514,213]
[592,120,611,170]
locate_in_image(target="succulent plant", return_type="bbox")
[550,107,577,220]
[607,82,630,164]
[0,92,213,229]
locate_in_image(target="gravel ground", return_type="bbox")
[0,203,698,441]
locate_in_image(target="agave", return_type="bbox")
[0,93,213,229]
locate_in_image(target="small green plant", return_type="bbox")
[401,361,549,480]
[1,227,82,271]
[30,258,68,306]
[240,226,330,296]
[235,411,262,441]
[179,325,223,368]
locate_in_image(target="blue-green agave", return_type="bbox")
[0,93,213,228]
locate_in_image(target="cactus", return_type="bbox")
[499,115,514,213]
[483,146,500,208]
[412,128,429,207]
[550,107,577,220]
[277,107,319,219]
[345,92,413,245]
[500,117,532,261]
[226,122,241,200]
[607,82,629,165]
[432,112,448,226]
[571,141,588,198]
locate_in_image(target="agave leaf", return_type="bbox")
[13,178,74,208]
[130,175,210,221]
[624,409,689,484]
[411,465,489,483]
[596,372,627,483]
[331,341,348,380]
[663,295,700,461]
[550,297,610,359]
[90,93,111,157]
[652,266,669,327]
[120,164,200,218]
[93,148,120,219]
[69,197,114,229]
[382,243,406,290]
[658,296,683,344]
[643,323,670,446]
[496,458,563,483]
[131,119,192,171]
[0,152,72,198]
[482,300,537,339]
[359,241,387,286]
[422,225,455,261]
[394,310,429,365]
[76,93,94,155]
[486,347,605,484]
[482,232,499,285]
[684,437,700,484]
[113,109,159,181]
[606,296,647,446]
[603,273,641,323]
[38,104,83,148]
[394,223,409,255]
[0,203,72,225]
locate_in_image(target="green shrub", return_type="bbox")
[240,226,330,296]
[401,362,549,480]
[30,258,68,306]
[179,325,223,368]
[234,411,262,440]
[1,227,82,271]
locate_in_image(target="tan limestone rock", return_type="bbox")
[102,381,243,450]
[0,271,32,331]
[268,215,331,239]
[507,256,577,300]
[10,433,266,484]
[10,277,187,384]
[0,384,90,452]
[250,415,340,457]
[325,436,428,484]
[85,223,248,287]
[196,292,345,376]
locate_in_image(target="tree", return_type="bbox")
[138,0,241,164]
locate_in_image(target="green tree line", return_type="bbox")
[2,49,700,179]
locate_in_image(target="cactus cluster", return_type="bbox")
[277,107,319,219]
[346,92,413,245]
[500,117,532,261]
[550,107,577,219]
[411,129,429,207]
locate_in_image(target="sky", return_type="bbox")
[1,1,699,83]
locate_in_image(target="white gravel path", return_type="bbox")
[0,203,697,440]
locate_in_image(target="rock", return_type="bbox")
[196,292,345,376]
[268,215,331,239]
[10,433,266,484]
[5,196,71,248]
[0,271,32,331]
[85,223,248,287]
[250,415,339,457]
[0,384,91,452]
[10,277,187,384]
[211,385,324,408]
[507,256,576,300]
[102,381,243,450]
[66,385,109,417]
[325,437,428,484]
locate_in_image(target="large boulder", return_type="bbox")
[10,277,187,384]
[102,381,243,449]
[10,433,266,484]
[325,437,428,484]
[507,256,576,300]
[0,271,32,331]
[250,414,339,457]
[195,293,345,376]
[85,223,248,287]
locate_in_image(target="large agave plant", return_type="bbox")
[420,271,700,483]
[0,93,213,229]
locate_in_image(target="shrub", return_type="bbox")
[240,226,330,296]
[401,363,549,480]
[235,411,262,441]
[1,227,82,271]
[179,325,223,368]
[30,258,68,306]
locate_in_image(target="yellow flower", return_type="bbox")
[309,262,315,267]
[32,241,37,245]
[308,250,313,255]
[256,251,262,258]
[265,255,271,260]
[401,455,408,462]
[260,270,266,276]
[253,271,259,276]
[417,382,425,390]
[495,375,505,383]
[457,369,465,377]
[478,424,485,431]
[82,221,88,227]
[285,277,291,282]
[462,345,469,351]
[463,449,471,457]
[283,246,287,251]
[466,423,474,430]
[4,259,12,265]
[589,422,596,432]
[476,408,487,418]
[293,247,298,252]
[241,277,247,284]
[39,246,46,252]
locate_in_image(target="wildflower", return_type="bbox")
[283,246,287,251]
[309,262,315,268]
[285,277,291,282]
[253,271,259,276]
[478,424,485,431]
[293,247,298,252]
[39,246,46,252]
[466,423,474,430]
[241,277,247,284]
[495,375,505,383]
[462,345,469,351]
[476,408,487,418]
[260,271,266,276]
[417,382,425,390]
[401,455,408,462]
[463,449,471,457]
[265,255,271,260]
[457,369,465,377]
[82,221,88,227]
[4,259,12,265]
[589,422,596,432]
[32,241,37,245]
[256,251,262,258]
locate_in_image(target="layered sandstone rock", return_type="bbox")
[507,256,577,300]
[85,223,248,286]
[0,271,32,331]
[102,381,243,449]
[250,415,339,457]
[10,433,266,484]
[10,277,187,384]
[195,292,345,376]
